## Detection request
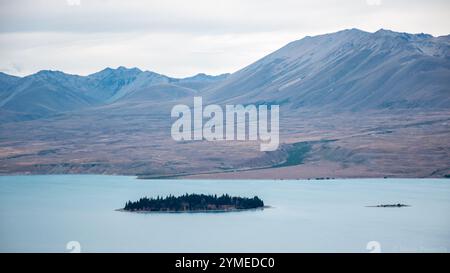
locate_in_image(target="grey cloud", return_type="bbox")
[1,0,447,35]
[0,0,449,77]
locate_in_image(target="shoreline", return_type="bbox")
[115,206,270,214]
[0,173,447,181]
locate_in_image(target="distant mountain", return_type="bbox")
[0,72,21,102]
[116,83,196,102]
[86,67,171,102]
[203,29,450,111]
[0,67,228,120]
[1,29,449,178]
[172,73,230,90]
[1,28,449,121]
[0,70,96,117]
[0,72,20,89]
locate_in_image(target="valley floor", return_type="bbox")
[1,106,449,179]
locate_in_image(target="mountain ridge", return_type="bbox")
[201,28,450,111]
[0,28,449,178]
[1,27,448,115]
[1,28,449,122]
[0,67,229,121]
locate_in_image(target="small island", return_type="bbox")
[122,193,265,212]
[367,203,410,208]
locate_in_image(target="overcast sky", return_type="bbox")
[0,0,449,77]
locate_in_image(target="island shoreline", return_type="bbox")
[115,206,271,214]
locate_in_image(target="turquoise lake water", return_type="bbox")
[0,175,449,252]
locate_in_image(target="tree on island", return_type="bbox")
[123,193,264,212]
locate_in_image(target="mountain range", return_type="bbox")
[0,66,229,121]
[0,28,449,178]
[203,29,450,109]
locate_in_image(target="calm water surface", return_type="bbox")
[0,175,449,252]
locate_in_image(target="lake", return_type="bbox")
[0,175,449,252]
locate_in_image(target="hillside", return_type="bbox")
[0,29,449,178]
[203,29,450,111]
[0,67,228,121]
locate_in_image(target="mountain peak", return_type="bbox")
[88,66,143,79]
[31,70,72,80]
[116,66,142,72]
[374,28,434,40]
[35,69,62,75]
[341,28,367,34]
[374,28,396,35]
[180,72,230,82]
